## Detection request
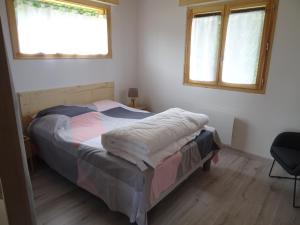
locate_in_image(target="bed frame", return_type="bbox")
[17,81,213,224]
[18,82,114,129]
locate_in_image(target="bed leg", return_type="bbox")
[203,159,211,172]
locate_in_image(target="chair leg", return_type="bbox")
[269,160,300,180]
[269,160,300,208]
[294,176,300,208]
[269,159,276,177]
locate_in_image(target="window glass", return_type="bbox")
[13,0,109,56]
[222,9,266,84]
[189,14,221,82]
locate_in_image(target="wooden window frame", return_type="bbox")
[6,0,113,59]
[183,0,278,93]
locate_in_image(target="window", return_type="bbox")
[6,0,112,59]
[184,0,278,93]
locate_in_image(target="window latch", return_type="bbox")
[261,78,265,87]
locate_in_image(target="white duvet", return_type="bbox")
[102,108,209,169]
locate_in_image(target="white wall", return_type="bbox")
[0,0,138,103]
[0,179,8,225]
[0,200,9,225]
[137,0,300,158]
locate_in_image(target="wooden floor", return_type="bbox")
[31,149,300,225]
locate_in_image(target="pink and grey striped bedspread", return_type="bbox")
[29,100,220,225]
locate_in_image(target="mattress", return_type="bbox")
[29,100,219,225]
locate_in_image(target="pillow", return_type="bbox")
[93,100,123,112]
[36,105,96,118]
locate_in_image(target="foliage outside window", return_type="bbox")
[6,0,112,59]
[184,0,278,93]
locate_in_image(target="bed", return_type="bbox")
[18,82,220,225]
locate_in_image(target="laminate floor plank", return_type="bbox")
[31,149,300,225]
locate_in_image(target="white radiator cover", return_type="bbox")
[204,110,235,146]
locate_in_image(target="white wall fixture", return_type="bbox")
[0,179,9,225]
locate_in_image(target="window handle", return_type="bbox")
[266,42,270,52]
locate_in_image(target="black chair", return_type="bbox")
[269,132,300,208]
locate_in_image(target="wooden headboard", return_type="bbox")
[18,82,114,129]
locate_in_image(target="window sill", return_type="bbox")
[183,81,266,94]
[13,52,112,60]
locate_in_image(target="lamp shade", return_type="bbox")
[128,88,138,98]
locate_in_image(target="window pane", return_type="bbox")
[14,0,108,55]
[189,14,221,82]
[222,9,266,85]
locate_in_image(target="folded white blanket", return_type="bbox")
[106,129,203,169]
[102,108,209,167]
